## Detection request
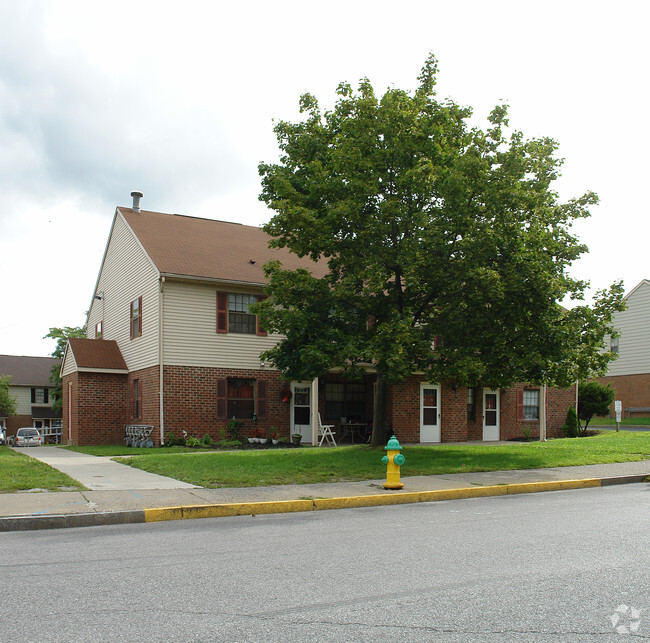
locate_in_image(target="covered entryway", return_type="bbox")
[483,388,500,441]
[420,383,441,442]
[290,382,312,444]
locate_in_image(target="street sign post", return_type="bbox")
[615,400,622,432]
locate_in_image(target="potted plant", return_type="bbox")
[258,428,268,445]
[291,433,302,446]
[270,427,279,445]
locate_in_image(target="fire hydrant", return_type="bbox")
[381,435,405,489]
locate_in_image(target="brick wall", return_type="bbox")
[387,377,574,443]
[598,373,650,415]
[5,415,32,438]
[163,366,291,442]
[63,371,128,445]
[128,365,161,443]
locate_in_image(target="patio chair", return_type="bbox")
[318,413,337,447]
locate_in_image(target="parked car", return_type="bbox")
[14,427,42,447]
[0,427,6,445]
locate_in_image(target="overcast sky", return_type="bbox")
[0,0,648,357]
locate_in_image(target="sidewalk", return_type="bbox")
[1,447,649,531]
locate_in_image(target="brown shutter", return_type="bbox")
[138,296,143,337]
[216,379,227,419]
[516,389,524,422]
[216,291,228,333]
[129,300,134,340]
[256,295,268,337]
[257,380,267,419]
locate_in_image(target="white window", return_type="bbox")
[523,389,539,420]
[228,294,257,334]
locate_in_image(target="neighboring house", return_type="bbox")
[599,279,650,416]
[0,354,62,442]
[61,193,575,446]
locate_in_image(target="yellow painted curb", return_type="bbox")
[144,499,314,522]
[143,478,605,523]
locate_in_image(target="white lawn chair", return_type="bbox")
[318,413,337,446]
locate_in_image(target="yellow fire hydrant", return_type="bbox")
[381,435,405,489]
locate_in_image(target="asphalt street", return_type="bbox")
[2,484,649,641]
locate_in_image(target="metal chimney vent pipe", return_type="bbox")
[131,190,143,212]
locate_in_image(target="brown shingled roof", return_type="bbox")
[67,338,128,371]
[0,355,59,386]
[119,208,328,284]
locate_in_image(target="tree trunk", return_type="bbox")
[371,371,389,446]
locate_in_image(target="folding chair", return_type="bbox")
[318,413,337,446]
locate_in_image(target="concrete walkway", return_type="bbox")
[9,446,198,490]
[1,446,649,531]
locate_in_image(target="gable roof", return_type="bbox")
[623,279,650,300]
[118,207,328,285]
[66,338,128,372]
[0,355,59,387]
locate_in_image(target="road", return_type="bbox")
[2,484,649,641]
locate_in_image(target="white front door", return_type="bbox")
[420,383,441,443]
[291,382,312,444]
[483,388,500,441]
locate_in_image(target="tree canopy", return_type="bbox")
[44,325,86,414]
[0,375,17,418]
[255,55,625,444]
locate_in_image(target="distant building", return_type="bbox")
[600,279,650,416]
[0,354,62,442]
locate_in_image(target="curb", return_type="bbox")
[2,474,647,532]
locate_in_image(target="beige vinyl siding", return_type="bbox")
[86,212,160,372]
[607,280,650,377]
[10,386,32,415]
[163,279,280,368]
[61,351,77,378]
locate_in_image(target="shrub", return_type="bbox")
[226,418,242,441]
[202,433,214,447]
[185,436,202,448]
[165,431,186,447]
[562,405,579,438]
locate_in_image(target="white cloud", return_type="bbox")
[0,0,648,355]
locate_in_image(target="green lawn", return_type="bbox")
[101,431,650,488]
[0,447,85,493]
[588,416,650,426]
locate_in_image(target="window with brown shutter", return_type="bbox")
[130,296,142,339]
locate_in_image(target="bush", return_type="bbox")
[165,431,186,447]
[562,405,579,438]
[185,436,202,448]
[202,433,214,447]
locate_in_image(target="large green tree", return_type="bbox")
[0,375,17,418]
[44,325,86,414]
[255,55,625,445]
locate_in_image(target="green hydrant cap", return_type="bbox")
[385,435,402,450]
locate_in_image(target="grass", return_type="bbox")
[0,446,85,493]
[588,416,650,426]
[99,431,650,489]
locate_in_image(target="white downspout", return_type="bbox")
[159,276,165,445]
[311,377,319,445]
[540,383,547,441]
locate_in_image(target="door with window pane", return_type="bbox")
[291,383,312,444]
[482,389,500,441]
[420,383,441,442]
